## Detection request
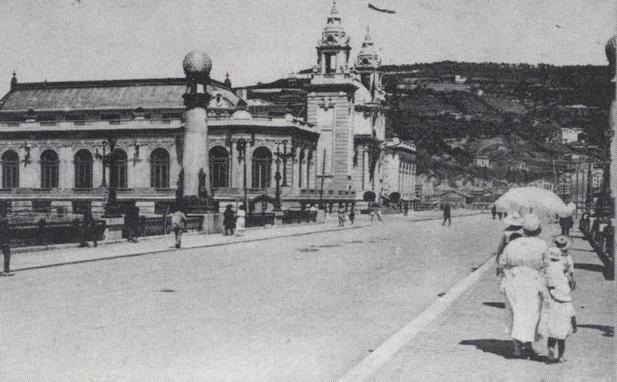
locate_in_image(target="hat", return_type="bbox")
[553,235,572,250]
[522,214,541,232]
[503,212,523,227]
[549,285,572,303]
[547,247,562,260]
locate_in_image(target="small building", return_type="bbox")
[560,127,583,144]
[435,188,473,207]
[527,178,554,191]
[475,155,490,168]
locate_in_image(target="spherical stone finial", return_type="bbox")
[183,50,212,78]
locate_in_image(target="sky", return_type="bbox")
[0,0,615,96]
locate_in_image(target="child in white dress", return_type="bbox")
[553,235,575,290]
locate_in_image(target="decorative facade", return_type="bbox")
[0,0,415,217]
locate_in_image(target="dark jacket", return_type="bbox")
[223,209,236,228]
[0,219,10,246]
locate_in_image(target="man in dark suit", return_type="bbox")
[442,204,452,226]
[0,217,13,276]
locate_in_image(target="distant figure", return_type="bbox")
[235,205,246,235]
[403,202,409,216]
[559,200,574,236]
[370,203,383,222]
[348,208,355,225]
[79,208,98,248]
[497,211,503,220]
[337,205,346,227]
[310,204,318,222]
[442,204,451,226]
[171,208,187,248]
[223,204,236,236]
[491,205,497,220]
[0,217,12,276]
[124,206,140,243]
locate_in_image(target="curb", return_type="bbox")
[12,213,485,273]
[338,252,496,382]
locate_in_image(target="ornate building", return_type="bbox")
[0,1,416,217]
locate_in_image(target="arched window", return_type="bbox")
[209,146,229,189]
[150,148,170,189]
[110,149,128,189]
[74,149,93,189]
[251,147,272,188]
[40,150,59,189]
[1,150,19,189]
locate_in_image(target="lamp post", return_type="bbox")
[277,140,295,187]
[236,138,248,212]
[273,145,282,211]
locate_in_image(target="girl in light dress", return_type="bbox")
[235,205,246,235]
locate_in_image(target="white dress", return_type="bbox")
[235,210,246,234]
[539,300,575,340]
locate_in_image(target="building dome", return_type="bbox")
[183,50,212,78]
[231,110,252,120]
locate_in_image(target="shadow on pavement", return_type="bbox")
[570,248,597,253]
[459,339,549,362]
[578,324,614,337]
[483,302,506,309]
[574,263,606,273]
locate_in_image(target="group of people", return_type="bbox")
[222,204,246,237]
[496,212,577,363]
[337,205,356,227]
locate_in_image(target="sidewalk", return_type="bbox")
[369,229,615,382]
[9,209,481,273]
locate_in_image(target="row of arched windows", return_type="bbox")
[0,148,171,190]
[1,146,314,190]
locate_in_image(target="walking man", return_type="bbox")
[0,217,12,276]
[491,205,497,220]
[171,207,188,249]
[442,204,452,226]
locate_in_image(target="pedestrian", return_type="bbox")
[79,208,98,248]
[540,284,577,363]
[544,247,570,290]
[171,207,187,248]
[498,214,548,359]
[348,208,355,225]
[337,204,346,227]
[0,217,12,276]
[235,205,246,235]
[403,202,409,216]
[553,235,575,290]
[442,204,451,226]
[491,205,497,220]
[497,211,503,220]
[223,204,236,236]
[124,206,139,243]
[370,203,383,222]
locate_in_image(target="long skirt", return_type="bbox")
[236,217,246,234]
[500,267,544,343]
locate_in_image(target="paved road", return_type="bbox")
[1,214,501,381]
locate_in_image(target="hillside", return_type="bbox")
[383,62,611,185]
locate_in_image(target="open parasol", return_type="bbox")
[495,187,572,218]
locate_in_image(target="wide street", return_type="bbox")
[2,214,503,381]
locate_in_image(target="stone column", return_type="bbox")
[181,51,212,198]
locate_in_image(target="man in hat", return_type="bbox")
[559,198,575,236]
[442,204,452,226]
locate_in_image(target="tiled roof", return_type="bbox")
[0,78,240,112]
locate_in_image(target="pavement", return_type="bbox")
[367,227,615,382]
[10,209,481,272]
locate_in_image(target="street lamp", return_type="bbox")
[273,145,283,211]
[100,140,107,187]
[236,138,248,213]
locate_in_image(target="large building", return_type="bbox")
[0,1,416,217]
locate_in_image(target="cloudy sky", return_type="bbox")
[0,0,614,95]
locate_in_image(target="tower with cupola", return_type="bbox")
[307,0,358,191]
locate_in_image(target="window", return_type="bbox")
[209,146,229,189]
[1,150,19,189]
[72,201,91,215]
[74,150,93,189]
[32,200,52,213]
[110,149,128,189]
[251,147,272,188]
[150,148,170,189]
[40,150,59,189]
